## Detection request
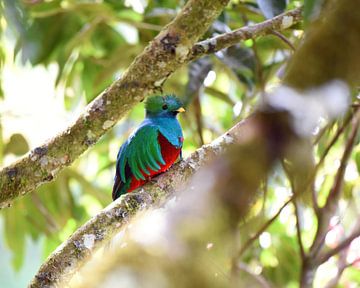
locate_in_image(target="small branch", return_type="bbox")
[323,109,360,210]
[318,218,360,265]
[314,110,360,253]
[311,112,354,215]
[29,119,250,287]
[190,8,302,60]
[31,193,60,233]
[314,112,354,174]
[236,196,294,258]
[270,30,296,51]
[235,262,272,288]
[324,245,349,288]
[293,200,306,260]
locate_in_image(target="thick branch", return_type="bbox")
[29,119,248,287]
[0,0,230,207]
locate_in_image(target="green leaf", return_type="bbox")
[257,0,287,19]
[4,133,29,156]
[355,151,360,174]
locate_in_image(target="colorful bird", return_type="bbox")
[112,95,185,200]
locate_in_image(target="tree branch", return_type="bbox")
[318,217,360,265]
[236,196,294,258]
[190,8,302,60]
[29,118,249,287]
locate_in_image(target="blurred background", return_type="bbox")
[0,0,359,287]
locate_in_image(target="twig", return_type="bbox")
[300,108,360,287]
[314,112,354,174]
[312,108,360,254]
[317,217,360,265]
[324,245,349,288]
[323,108,360,211]
[31,193,60,233]
[235,262,272,288]
[311,112,354,214]
[270,30,296,51]
[236,195,294,258]
[293,200,306,260]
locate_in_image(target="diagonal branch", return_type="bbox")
[29,118,250,288]
[0,6,303,207]
[236,196,294,258]
[318,217,360,265]
[190,8,302,60]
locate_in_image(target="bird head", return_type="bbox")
[145,95,185,118]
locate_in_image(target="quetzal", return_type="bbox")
[112,95,185,200]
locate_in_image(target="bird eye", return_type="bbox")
[162,104,168,110]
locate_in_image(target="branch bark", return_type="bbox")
[0,7,303,207]
[29,118,249,287]
[190,7,302,60]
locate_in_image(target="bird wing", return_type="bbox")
[117,125,166,182]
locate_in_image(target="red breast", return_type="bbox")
[128,133,181,192]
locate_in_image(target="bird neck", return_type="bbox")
[144,116,183,148]
[145,111,177,118]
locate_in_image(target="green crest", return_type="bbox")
[145,95,183,115]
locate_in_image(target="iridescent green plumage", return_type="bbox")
[112,95,185,200]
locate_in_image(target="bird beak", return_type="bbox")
[176,107,186,113]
